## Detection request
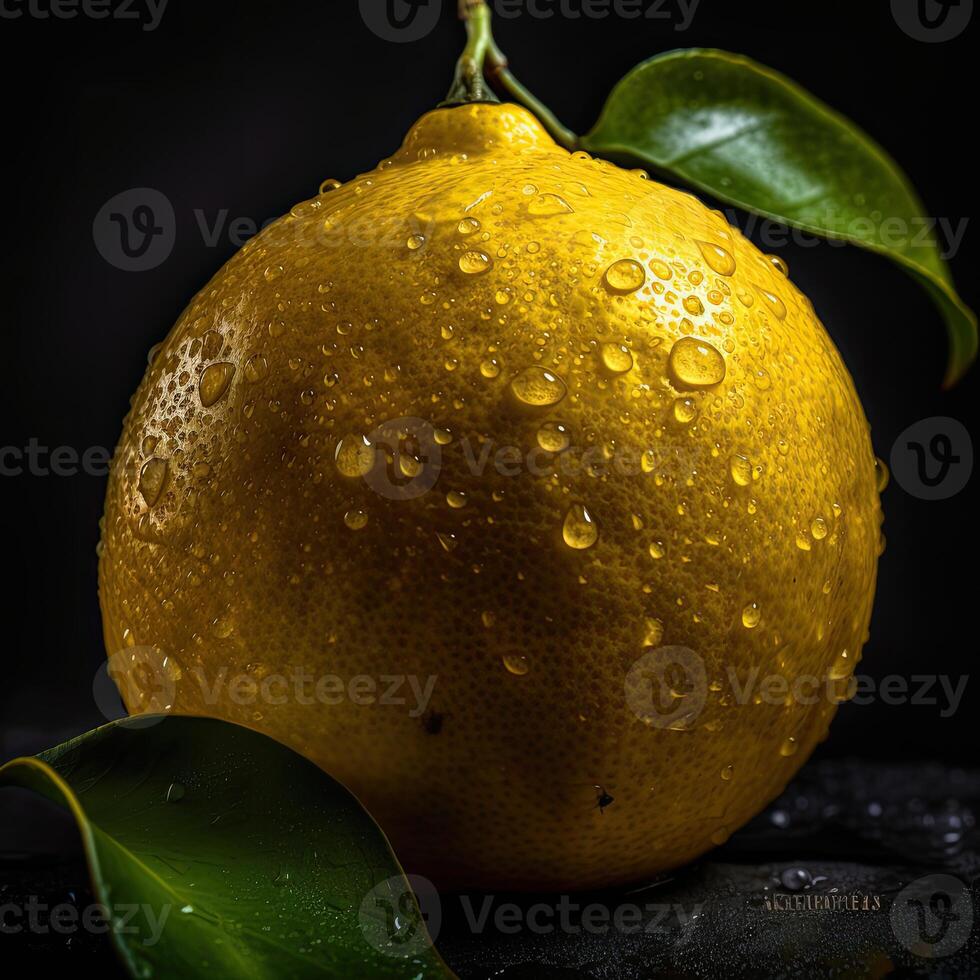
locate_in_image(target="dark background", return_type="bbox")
[0,0,976,817]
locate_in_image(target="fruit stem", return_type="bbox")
[444,0,579,152]
[442,0,500,106]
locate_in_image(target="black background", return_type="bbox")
[1,0,976,812]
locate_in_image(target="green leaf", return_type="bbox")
[582,48,977,387]
[0,717,452,980]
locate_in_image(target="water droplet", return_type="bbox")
[768,254,789,276]
[344,509,368,530]
[527,193,573,216]
[780,867,811,891]
[672,397,697,424]
[649,540,665,559]
[436,531,458,553]
[503,653,530,675]
[406,234,425,250]
[319,178,341,194]
[481,610,495,629]
[720,765,734,781]
[459,250,492,275]
[755,285,787,319]
[263,265,283,282]
[536,421,571,453]
[199,362,235,407]
[742,602,761,628]
[458,217,481,235]
[683,295,704,316]
[446,490,468,509]
[165,781,185,803]
[603,258,646,294]
[480,357,501,379]
[510,366,567,407]
[729,454,752,487]
[650,259,673,280]
[334,434,375,477]
[668,337,726,389]
[563,503,598,550]
[600,342,634,374]
[642,618,664,646]
[696,240,737,276]
[779,736,799,757]
[811,516,828,540]
[138,458,168,507]
[244,354,268,383]
[874,457,889,492]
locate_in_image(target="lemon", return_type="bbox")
[99,104,882,890]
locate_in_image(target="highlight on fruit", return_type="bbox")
[2,2,974,977]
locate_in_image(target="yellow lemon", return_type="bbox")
[99,104,882,890]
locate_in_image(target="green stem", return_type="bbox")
[443,0,579,151]
[442,0,499,106]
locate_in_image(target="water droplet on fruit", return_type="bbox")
[334,434,375,478]
[459,250,492,275]
[668,337,726,388]
[768,254,789,276]
[510,366,567,407]
[244,354,267,383]
[742,602,761,628]
[406,234,425,250]
[528,193,573,216]
[603,258,646,294]
[138,458,168,507]
[536,421,571,453]
[344,509,368,530]
[729,454,752,486]
[199,362,235,407]
[563,503,598,550]
[600,342,634,374]
[874,457,889,492]
[446,490,468,509]
[779,737,799,757]
[503,653,530,675]
[458,217,481,235]
[696,241,737,276]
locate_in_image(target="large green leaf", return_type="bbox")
[582,48,976,387]
[0,717,452,979]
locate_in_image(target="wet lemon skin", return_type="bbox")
[100,104,881,891]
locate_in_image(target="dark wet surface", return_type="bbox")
[2,760,977,978]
